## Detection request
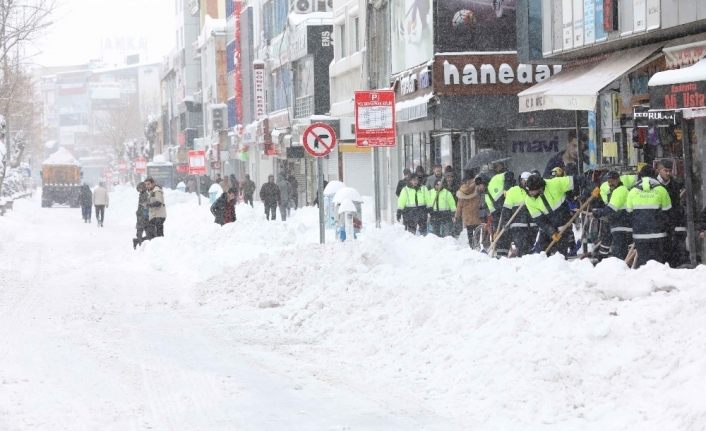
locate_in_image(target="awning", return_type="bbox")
[518,44,663,113]
[648,58,706,116]
[396,92,434,122]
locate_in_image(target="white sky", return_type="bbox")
[31,0,176,67]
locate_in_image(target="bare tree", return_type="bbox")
[0,0,55,65]
[97,98,144,159]
[0,0,54,193]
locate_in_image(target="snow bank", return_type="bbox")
[111,186,706,430]
[42,147,80,166]
[6,185,705,430]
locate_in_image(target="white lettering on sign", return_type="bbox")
[254,65,266,120]
[398,68,432,96]
[321,31,331,47]
[400,74,418,95]
[444,61,562,86]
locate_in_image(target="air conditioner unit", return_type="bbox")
[313,0,332,12]
[292,0,314,13]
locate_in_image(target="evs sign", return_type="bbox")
[188,150,207,175]
[354,90,396,148]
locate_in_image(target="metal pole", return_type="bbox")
[196,175,201,206]
[317,156,325,244]
[373,147,381,227]
[575,110,583,174]
[681,116,698,266]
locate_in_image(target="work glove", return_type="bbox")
[591,186,601,199]
[551,231,562,242]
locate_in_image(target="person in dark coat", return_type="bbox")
[211,188,237,225]
[133,182,150,249]
[656,159,687,267]
[396,168,412,197]
[79,183,93,223]
[287,172,299,209]
[242,174,256,206]
[259,175,280,220]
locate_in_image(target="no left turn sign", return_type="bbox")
[302,123,337,157]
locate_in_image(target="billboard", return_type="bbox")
[436,0,517,52]
[391,0,434,73]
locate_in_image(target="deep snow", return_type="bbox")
[1,186,706,430]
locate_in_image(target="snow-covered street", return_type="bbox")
[2,187,706,430]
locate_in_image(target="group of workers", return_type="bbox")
[397,159,704,268]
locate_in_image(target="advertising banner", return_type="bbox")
[572,0,584,48]
[355,90,396,148]
[650,81,706,111]
[436,0,517,52]
[584,0,595,44]
[391,0,433,74]
[595,0,606,40]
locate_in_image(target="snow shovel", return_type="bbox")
[488,204,525,257]
[545,196,596,254]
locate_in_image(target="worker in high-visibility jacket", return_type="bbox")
[592,171,632,260]
[397,173,429,235]
[427,178,457,238]
[500,172,537,257]
[524,173,597,256]
[626,166,672,267]
[486,162,515,257]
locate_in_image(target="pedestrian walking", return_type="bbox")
[79,183,92,223]
[454,176,484,248]
[93,182,109,227]
[397,173,429,235]
[211,188,237,225]
[144,177,167,239]
[287,172,299,209]
[133,182,149,248]
[243,174,256,206]
[396,168,412,197]
[277,174,291,221]
[260,175,280,220]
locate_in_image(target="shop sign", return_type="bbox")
[633,106,680,127]
[253,61,266,119]
[511,136,560,154]
[651,81,706,110]
[435,54,562,96]
[399,67,432,97]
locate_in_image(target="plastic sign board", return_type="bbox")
[134,157,147,174]
[355,90,396,147]
[302,122,337,157]
[118,161,127,172]
[188,150,207,175]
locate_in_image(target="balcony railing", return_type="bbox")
[294,95,314,119]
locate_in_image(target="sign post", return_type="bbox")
[355,90,396,227]
[302,122,337,244]
[188,150,207,206]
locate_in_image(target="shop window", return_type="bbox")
[338,23,347,58]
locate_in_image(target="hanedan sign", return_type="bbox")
[433,54,562,96]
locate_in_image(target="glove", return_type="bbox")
[396,209,402,222]
[551,231,562,242]
[591,186,601,199]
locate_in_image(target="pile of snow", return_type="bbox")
[128,187,706,429]
[42,147,80,166]
[3,185,706,429]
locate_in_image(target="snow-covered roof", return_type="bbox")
[288,11,333,27]
[42,147,80,166]
[196,16,227,48]
[649,58,706,87]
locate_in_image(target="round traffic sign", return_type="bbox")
[302,123,337,157]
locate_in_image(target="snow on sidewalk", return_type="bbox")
[2,186,706,430]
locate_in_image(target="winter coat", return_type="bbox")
[79,185,92,208]
[277,178,291,205]
[136,190,149,229]
[455,183,483,226]
[395,178,408,197]
[259,182,280,205]
[93,186,109,206]
[243,179,256,196]
[425,174,444,190]
[210,193,236,225]
[147,186,167,220]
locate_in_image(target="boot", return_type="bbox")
[132,238,138,249]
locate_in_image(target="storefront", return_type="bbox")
[393,53,571,178]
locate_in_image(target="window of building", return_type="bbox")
[272,67,292,112]
[264,0,288,41]
[353,16,360,53]
[338,22,347,58]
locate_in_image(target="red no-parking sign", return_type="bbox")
[188,150,207,175]
[302,123,337,157]
[354,90,396,148]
